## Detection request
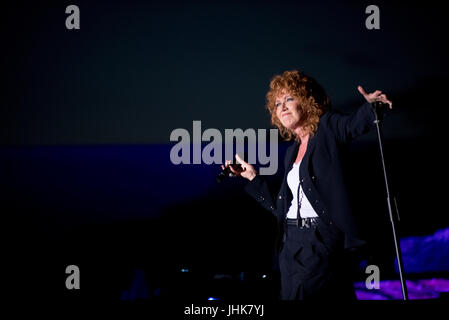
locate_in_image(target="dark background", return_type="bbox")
[2,0,448,300]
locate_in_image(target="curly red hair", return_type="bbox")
[266,70,331,142]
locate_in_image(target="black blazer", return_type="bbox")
[244,102,378,251]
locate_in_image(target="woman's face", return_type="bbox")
[275,91,302,130]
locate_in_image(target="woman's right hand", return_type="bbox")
[221,154,257,181]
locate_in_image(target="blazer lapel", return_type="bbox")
[300,133,317,172]
[284,141,299,172]
[283,141,299,181]
[279,141,299,219]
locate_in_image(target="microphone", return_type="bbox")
[216,153,248,183]
[371,101,387,124]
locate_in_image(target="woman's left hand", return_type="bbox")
[357,85,393,109]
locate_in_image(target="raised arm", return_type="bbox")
[325,85,392,144]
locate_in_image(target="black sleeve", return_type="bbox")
[244,175,277,216]
[324,102,377,144]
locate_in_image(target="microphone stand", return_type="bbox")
[372,101,408,300]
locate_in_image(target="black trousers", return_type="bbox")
[278,219,357,300]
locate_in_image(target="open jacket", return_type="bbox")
[244,102,379,252]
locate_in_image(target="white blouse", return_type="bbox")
[285,160,319,219]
